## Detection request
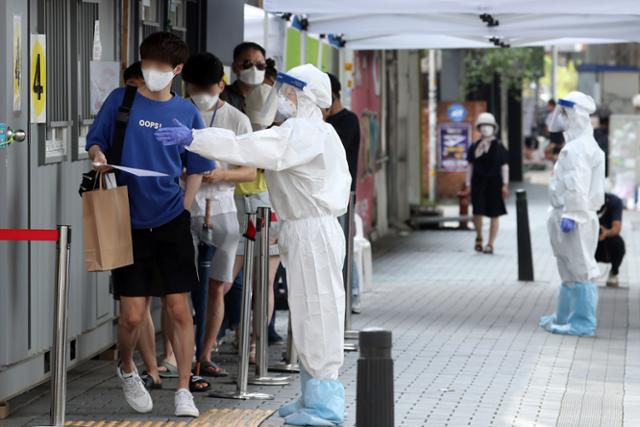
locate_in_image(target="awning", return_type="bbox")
[263,0,640,49]
[264,0,640,15]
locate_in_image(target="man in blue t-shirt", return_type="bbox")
[596,193,625,287]
[86,32,213,418]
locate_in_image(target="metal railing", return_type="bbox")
[0,226,70,426]
[249,207,290,386]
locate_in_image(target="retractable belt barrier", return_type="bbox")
[0,226,71,427]
[249,207,290,386]
[208,213,272,401]
[269,313,300,373]
[343,192,359,352]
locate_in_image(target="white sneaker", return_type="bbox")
[175,388,199,418]
[352,300,362,314]
[607,273,619,287]
[117,363,153,413]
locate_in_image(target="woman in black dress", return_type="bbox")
[466,112,509,254]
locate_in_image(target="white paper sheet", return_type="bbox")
[93,163,169,177]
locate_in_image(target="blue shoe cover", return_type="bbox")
[284,378,345,426]
[552,282,598,336]
[540,282,573,332]
[555,283,573,324]
[279,399,303,418]
[539,315,556,331]
[284,411,336,426]
[279,364,312,418]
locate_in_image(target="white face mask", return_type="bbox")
[239,66,265,86]
[191,93,219,111]
[276,96,297,120]
[480,125,495,137]
[142,68,175,92]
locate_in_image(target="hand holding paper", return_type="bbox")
[155,118,193,147]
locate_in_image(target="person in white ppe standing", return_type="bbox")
[539,91,605,337]
[155,64,351,426]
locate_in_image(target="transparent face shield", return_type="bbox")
[262,72,308,122]
[548,98,576,133]
[245,84,278,129]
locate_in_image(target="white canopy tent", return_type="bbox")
[264,0,640,16]
[263,0,640,202]
[264,0,640,49]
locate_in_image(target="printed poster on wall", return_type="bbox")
[90,61,120,115]
[13,15,22,112]
[438,122,471,172]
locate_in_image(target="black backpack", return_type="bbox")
[78,85,137,196]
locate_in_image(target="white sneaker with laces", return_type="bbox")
[175,388,199,418]
[117,363,153,413]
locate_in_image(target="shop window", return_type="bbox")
[42,0,71,163]
[76,0,100,159]
[168,0,187,33]
[140,0,161,39]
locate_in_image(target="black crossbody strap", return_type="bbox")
[108,85,137,166]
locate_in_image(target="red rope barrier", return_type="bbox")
[0,229,59,241]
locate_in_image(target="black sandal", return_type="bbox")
[189,374,211,393]
[140,371,162,390]
[474,238,483,252]
[196,360,229,378]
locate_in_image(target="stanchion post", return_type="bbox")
[269,313,300,373]
[343,192,358,350]
[51,225,71,427]
[249,207,289,386]
[209,213,272,400]
[356,328,394,427]
[516,190,534,281]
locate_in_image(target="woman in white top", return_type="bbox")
[182,53,256,377]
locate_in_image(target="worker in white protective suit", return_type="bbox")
[154,64,351,426]
[539,91,605,337]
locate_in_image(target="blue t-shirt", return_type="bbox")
[86,87,213,229]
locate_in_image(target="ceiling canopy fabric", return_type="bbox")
[264,0,640,49]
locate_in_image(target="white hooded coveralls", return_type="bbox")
[186,66,352,381]
[548,93,605,283]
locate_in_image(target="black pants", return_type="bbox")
[595,235,626,275]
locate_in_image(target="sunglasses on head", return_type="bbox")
[240,60,267,71]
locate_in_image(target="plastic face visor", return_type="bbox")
[548,101,575,133]
[558,98,576,108]
[261,72,308,119]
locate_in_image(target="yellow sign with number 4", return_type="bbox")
[30,34,46,123]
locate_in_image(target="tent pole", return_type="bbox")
[263,9,270,54]
[300,30,307,64]
[428,49,437,203]
[551,46,558,101]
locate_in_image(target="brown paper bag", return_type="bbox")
[82,174,133,272]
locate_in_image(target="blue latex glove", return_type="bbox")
[560,217,576,233]
[155,118,193,147]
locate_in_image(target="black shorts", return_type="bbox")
[112,210,198,298]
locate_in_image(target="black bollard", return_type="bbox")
[356,328,394,427]
[516,189,534,281]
